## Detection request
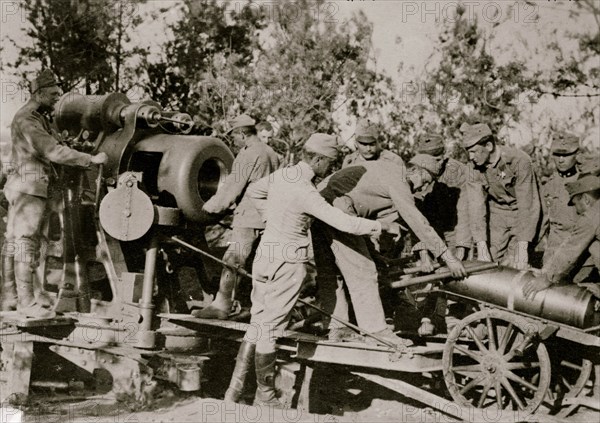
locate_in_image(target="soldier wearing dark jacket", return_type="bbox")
[462,123,541,270]
[195,114,280,319]
[523,174,600,299]
[540,132,580,265]
[342,119,403,168]
[412,133,492,262]
[1,70,107,318]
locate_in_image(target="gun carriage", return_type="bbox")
[0,93,598,422]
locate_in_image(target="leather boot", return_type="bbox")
[15,261,55,319]
[191,291,232,319]
[224,341,256,403]
[1,254,17,311]
[253,352,285,407]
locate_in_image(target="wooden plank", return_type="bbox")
[1,341,33,405]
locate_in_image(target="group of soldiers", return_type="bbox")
[0,69,599,408]
[191,109,599,406]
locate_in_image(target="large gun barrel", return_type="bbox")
[53,92,233,227]
[442,266,600,329]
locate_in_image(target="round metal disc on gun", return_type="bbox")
[99,185,154,241]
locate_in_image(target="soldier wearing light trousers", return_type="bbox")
[224,134,401,406]
[1,70,107,318]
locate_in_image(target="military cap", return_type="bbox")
[227,114,256,133]
[409,154,442,177]
[304,133,341,159]
[416,133,445,156]
[354,119,378,143]
[566,174,600,205]
[31,69,61,94]
[577,153,600,176]
[551,132,579,155]
[462,123,493,149]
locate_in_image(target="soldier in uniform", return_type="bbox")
[523,174,600,299]
[197,114,280,319]
[540,132,580,266]
[226,133,401,406]
[1,70,107,317]
[342,119,403,168]
[412,134,492,262]
[462,123,541,269]
[314,159,467,342]
[256,121,274,144]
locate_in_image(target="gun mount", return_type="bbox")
[0,91,235,405]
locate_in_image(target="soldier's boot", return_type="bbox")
[0,254,18,311]
[224,341,256,403]
[15,261,55,319]
[192,270,237,319]
[253,352,286,408]
[34,265,54,308]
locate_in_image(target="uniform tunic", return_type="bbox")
[543,202,600,283]
[203,136,280,229]
[201,136,281,297]
[315,161,449,333]
[417,158,472,250]
[540,171,579,264]
[2,100,92,265]
[468,146,541,262]
[342,148,404,168]
[245,161,381,353]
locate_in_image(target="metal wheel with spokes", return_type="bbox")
[443,309,551,416]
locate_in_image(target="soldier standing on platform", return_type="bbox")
[1,70,107,318]
[197,114,280,319]
[462,123,541,269]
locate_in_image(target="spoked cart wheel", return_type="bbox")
[546,353,593,405]
[442,309,551,417]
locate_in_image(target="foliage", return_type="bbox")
[422,4,542,145]
[144,0,266,116]
[4,0,147,93]
[145,0,415,160]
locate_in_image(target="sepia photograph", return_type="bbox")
[0,1,599,421]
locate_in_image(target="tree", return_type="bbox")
[144,0,266,115]
[421,4,542,144]
[539,0,599,151]
[146,0,413,160]
[223,1,417,158]
[5,0,148,93]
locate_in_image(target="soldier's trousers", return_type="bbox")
[2,188,47,268]
[312,196,388,335]
[245,255,313,354]
[219,227,261,297]
[489,206,521,265]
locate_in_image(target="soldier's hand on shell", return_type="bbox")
[91,152,108,165]
[522,274,551,300]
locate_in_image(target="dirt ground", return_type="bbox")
[17,390,453,423]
